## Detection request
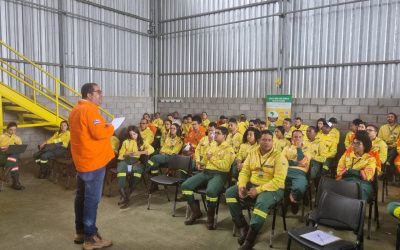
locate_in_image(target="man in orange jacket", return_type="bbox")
[69,83,114,250]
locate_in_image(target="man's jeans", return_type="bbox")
[75,167,106,237]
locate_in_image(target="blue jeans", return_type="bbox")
[75,167,106,237]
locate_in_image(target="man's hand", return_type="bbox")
[238,187,247,199]
[248,188,258,199]
[196,162,205,170]
[206,152,212,160]
[39,143,46,150]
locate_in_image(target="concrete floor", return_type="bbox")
[0,159,399,250]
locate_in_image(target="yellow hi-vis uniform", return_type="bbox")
[118,139,155,160]
[160,135,183,155]
[226,131,243,154]
[329,127,340,144]
[110,136,120,154]
[47,131,71,148]
[0,133,22,147]
[201,119,210,129]
[344,131,355,149]
[378,124,400,148]
[236,142,259,162]
[194,136,216,163]
[152,118,164,129]
[371,137,388,165]
[237,121,248,135]
[202,141,235,172]
[273,138,290,152]
[140,127,155,145]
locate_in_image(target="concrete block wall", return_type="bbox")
[3,96,154,158]
[157,98,400,131]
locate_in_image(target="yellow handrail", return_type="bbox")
[0,40,114,119]
[0,58,75,108]
[0,66,72,114]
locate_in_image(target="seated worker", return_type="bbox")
[318,121,338,176]
[142,113,157,135]
[160,119,172,148]
[148,123,183,178]
[182,116,206,157]
[217,115,229,128]
[152,112,164,129]
[139,118,155,145]
[227,118,243,154]
[201,112,211,129]
[378,113,400,175]
[237,114,249,135]
[306,126,327,180]
[248,119,260,130]
[34,121,71,179]
[345,118,363,149]
[195,122,217,164]
[226,130,288,250]
[259,121,267,131]
[358,121,367,131]
[182,127,235,229]
[117,126,154,208]
[0,122,24,190]
[292,117,309,137]
[367,124,387,175]
[283,118,293,140]
[273,126,290,152]
[282,130,311,214]
[315,118,326,140]
[181,115,193,137]
[267,111,279,132]
[336,131,376,201]
[328,117,340,144]
[233,127,261,180]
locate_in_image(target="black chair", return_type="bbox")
[0,166,11,191]
[284,172,313,222]
[314,177,361,207]
[287,191,367,250]
[147,155,192,216]
[381,163,389,203]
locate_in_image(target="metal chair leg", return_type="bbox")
[147,193,152,210]
[270,205,277,248]
[367,201,373,239]
[172,185,178,217]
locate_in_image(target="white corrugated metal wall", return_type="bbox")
[158,0,400,98]
[0,0,152,96]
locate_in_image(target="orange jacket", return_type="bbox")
[69,99,115,172]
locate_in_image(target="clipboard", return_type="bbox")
[6,144,28,154]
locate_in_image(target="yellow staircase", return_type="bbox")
[0,40,113,131]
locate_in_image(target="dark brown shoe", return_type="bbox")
[82,233,112,250]
[74,233,84,244]
[184,202,202,225]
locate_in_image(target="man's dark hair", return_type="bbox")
[228,118,237,124]
[307,126,317,133]
[260,129,273,138]
[81,83,97,98]
[275,125,285,135]
[284,118,292,123]
[355,130,372,153]
[217,126,229,136]
[192,115,202,124]
[7,122,17,129]
[209,122,217,128]
[295,117,302,121]
[352,118,363,126]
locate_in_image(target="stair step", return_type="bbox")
[3,106,27,112]
[21,113,44,120]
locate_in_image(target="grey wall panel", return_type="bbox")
[159,0,400,98]
[0,0,151,97]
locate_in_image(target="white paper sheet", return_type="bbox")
[300,230,341,246]
[111,117,125,131]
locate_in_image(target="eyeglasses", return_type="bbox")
[352,141,362,146]
[90,90,103,95]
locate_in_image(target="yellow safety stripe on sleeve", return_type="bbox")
[394,207,400,219]
[147,160,154,166]
[151,170,159,174]
[177,169,188,174]
[35,159,41,163]
[134,155,140,159]
[133,173,142,178]
[323,165,329,171]
[226,198,238,203]
[40,160,48,164]
[253,208,268,219]
[182,190,194,195]
[206,196,218,202]
[117,173,127,177]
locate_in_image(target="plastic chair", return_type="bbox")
[287,191,367,250]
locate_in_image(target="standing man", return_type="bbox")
[69,83,114,249]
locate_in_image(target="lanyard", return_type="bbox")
[258,148,274,169]
[351,157,362,168]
